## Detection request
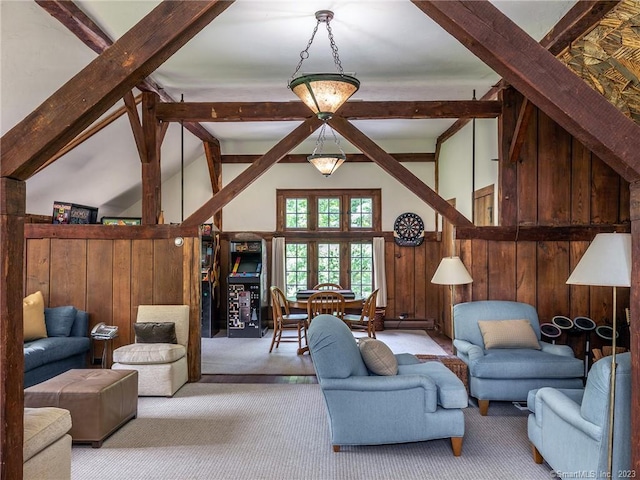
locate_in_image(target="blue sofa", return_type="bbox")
[308,314,468,455]
[453,300,584,415]
[528,352,631,479]
[24,307,91,387]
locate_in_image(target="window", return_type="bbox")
[277,189,381,294]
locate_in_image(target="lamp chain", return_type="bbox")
[311,122,328,155]
[289,13,346,84]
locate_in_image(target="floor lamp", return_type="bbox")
[566,233,631,478]
[431,256,473,349]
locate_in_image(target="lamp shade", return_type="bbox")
[307,153,346,177]
[566,233,631,287]
[290,74,360,119]
[431,256,473,286]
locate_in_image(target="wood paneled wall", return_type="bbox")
[23,224,202,381]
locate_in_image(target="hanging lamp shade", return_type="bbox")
[307,153,346,177]
[290,74,360,120]
[288,10,359,119]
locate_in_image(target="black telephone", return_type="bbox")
[91,323,119,339]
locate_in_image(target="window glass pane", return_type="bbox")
[285,198,308,229]
[350,242,373,299]
[350,198,373,229]
[285,243,308,296]
[318,243,341,285]
[318,197,341,229]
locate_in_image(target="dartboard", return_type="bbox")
[393,212,425,246]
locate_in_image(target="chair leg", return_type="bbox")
[450,437,463,456]
[532,445,544,464]
[268,323,278,353]
[478,399,490,416]
[332,445,340,453]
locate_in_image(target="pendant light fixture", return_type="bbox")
[307,122,346,177]
[288,10,359,120]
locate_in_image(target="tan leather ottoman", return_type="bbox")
[24,369,138,447]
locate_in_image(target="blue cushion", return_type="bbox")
[469,349,584,379]
[45,306,77,337]
[24,337,91,371]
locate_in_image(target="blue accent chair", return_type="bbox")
[307,314,468,455]
[453,300,584,415]
[527,352,631,479]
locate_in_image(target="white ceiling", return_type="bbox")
[0,0,577,217]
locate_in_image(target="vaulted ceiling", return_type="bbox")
[1,0,583,218]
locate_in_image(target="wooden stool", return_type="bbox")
[25,369,138,447]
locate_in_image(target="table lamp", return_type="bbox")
[566,232,631,478]
[431,256,473,347]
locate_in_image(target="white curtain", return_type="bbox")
[271,237,286,291]
[373,237,387,307]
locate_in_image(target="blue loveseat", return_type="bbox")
[24,307,91,387]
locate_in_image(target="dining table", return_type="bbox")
[287,290,364,355]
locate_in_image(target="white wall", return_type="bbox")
[121,155,439,232]
[437,119,499,227]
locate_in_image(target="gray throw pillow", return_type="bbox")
[134,322,178,344]
[359,339,398,376]
[44,306,77,337]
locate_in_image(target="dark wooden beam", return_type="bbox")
[36,0,221,148]
[436,0,620,145]
[0,178,26,479]
[182,117,323,228]
[508,98,535,164]
[541,1,620,56]
[141,92,162,225]
[328,116,473,228]
[455,224,629,241]
[414,0,640,183]
[123,91,147,161]
[498,87,520,226]
[203,141,223,230]
[23,223,200,240]
[220,153,435,164]
[155,100,502,122]
[1,1,232,181]
[630,181,640,475]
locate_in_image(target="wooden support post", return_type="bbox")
[0,177,26,480]
[499,87,521,226]
[142,92,162,225]
[629,181,640,474]
[204,141,223,231]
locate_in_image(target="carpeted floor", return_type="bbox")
[71,383,553,480]
[201,329,447,375]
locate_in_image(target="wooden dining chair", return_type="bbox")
[269,286,308,353]
[313,283,343,290]
[344,289,379,338]
[307,291,346,325]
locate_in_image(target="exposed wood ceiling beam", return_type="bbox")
[328,116,473,228]
[436,0,620,145]
[182,117,323,228]
[221,153,435,164]
[123,91,147,161]
[416,0,640,183]
[33,93,142,176]
[203,141,222,230]
[1,1,232,181]
[508,98,535,163]
[155,100,502,122]
[36,0,220,148]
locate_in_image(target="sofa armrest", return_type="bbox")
[534,387,601,441]
[539,341,575,357]
[69,310,89,338]
[453,339,484,359]
[321,375,438,412]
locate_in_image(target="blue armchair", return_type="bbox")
[307,314,468,455]
[453,300,584,415]
[527,352,631,479]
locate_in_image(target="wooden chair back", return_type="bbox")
[313,283,343,290]
[270,286,290,323]
[307,291,345,322]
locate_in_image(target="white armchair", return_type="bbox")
[112,305,189,396]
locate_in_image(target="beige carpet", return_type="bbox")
[71,383,553,480]
[201,329,447,375]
